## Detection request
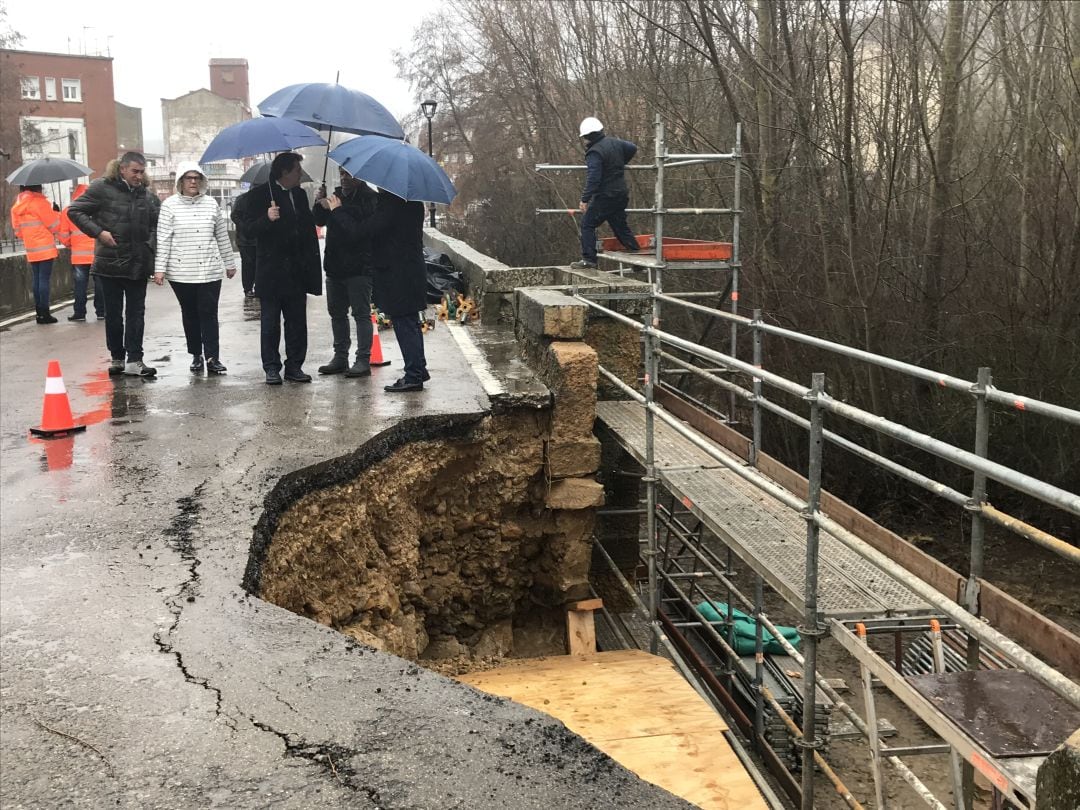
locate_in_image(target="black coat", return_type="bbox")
[230,191,256,248]
[312,185,378,278]
[346,192,426,318]
[240,182,321,299]
[67,176,161,280]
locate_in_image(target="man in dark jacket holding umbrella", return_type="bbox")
[313,168,379,377]
[327,187,428,391]
[241,152,322,385]
[68,152,161,377]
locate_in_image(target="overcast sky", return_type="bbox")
[8,0,442,153]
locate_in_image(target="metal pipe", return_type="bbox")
[965,367,992,618]
[652,116,665,392]
[754,574,766,751]
[800,373,826,810]
[595,363,1080,706]
[648,294,1080,426]
[751,310,764,467]
[931,620,967,810]
[643,320,660,656]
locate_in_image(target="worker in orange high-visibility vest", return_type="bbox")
[11,184,62,323]
[59,183,105,322]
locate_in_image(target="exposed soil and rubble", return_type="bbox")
[257,412,596,674]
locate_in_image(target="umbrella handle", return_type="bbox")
[322,125,334,188]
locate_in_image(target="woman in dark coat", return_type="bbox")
[327,187,428,392]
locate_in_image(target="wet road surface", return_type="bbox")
[0,283,690,808]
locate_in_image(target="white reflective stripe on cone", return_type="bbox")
[44,377,66,395]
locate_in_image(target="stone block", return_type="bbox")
[516,288,588,340]
[546,478,604,510]
[543,341,599,439]
[485,267,558,294]
[545,437,602,479]
[1037,729,1080,810]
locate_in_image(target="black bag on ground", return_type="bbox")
[424,248,466,303]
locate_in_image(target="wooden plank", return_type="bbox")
[566,609,597,654]
[459,651,764,810]
[570,598,603,612]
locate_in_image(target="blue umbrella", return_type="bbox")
[257,83,405,138]
[199,117,327,163]
[327,136,457,204]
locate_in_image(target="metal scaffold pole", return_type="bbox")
[729,123,743,423]
[643,318,660,655]
[800,372,826,810]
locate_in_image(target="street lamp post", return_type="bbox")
[421,99,438,228]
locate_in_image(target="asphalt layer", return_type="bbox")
[0,283,692,809]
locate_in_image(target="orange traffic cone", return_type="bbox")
[369,312,391,367]
[30,361,87,438]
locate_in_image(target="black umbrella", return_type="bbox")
[239,160,314,186]
[6,156,93,186]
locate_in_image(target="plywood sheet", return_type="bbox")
[459,651,766,810]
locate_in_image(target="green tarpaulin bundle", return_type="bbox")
[696,601,801,655]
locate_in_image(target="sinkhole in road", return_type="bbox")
[244,413,596,675]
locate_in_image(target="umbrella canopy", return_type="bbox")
[328,136,457,204]
[6,156,93,185]
[258,83,405,139]
[199,117,327,164]
[327,136,456,204]
[239,160,314,186]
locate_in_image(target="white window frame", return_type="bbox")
[44,77,57,101]
[21,76,40,100]
[61,78,82,103]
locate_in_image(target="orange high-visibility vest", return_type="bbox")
[59,184,95,266]
[11,190,60,262]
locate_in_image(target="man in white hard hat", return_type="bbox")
[571,117,640,269]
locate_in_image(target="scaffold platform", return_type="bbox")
[595,400,932,619]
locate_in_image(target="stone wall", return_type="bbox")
[1037,728,1080,810]
[0,249,75,320]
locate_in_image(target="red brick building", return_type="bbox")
[1,49,118,190]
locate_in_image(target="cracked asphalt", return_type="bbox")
[0,284,692,809]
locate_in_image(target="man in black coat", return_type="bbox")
[313,169,379,377]
[230,191,257,298]
[571,117,639,270]
[68,151,161,377]
[327,187,428,392]
[241,152,322,385]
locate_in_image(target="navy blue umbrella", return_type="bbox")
[199,117,327,163]
[239,160,314,186]
[257,83,405,139]
[327,136,457,204]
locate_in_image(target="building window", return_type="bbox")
[45,77,57,101]
[46,128,62,155]
[61,78,82,102]
[21,76,40,100]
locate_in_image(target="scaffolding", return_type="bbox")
[536,118,1080,809]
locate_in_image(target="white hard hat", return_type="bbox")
[579,117,603,137]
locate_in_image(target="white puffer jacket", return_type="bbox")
[155,161,235,283]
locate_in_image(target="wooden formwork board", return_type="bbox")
[459,650,767,810]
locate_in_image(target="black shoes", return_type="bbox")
[284,369,312,383]
[569,259,597,269]
[36,313,58,324]
[384,377,423,392]
[190,355,205,373]
[68,314,86,322]
[318,355,347,375]
[345,358,371,378]
[265,370,283,385]
[206,358,227,375]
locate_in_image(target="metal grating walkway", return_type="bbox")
[596,400,931,619]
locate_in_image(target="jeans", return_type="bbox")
[98,276,148,362]
[260,294,307,373]
[170,280,222,360]
[72,264,91,318]
[326,274,373,361]
[580,193,637,261]
[30,259,54,313]
[391,312,427,383]
[239,244,256,294]
[94,275,106,317]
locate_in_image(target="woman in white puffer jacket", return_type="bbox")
[154,161,236,374]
